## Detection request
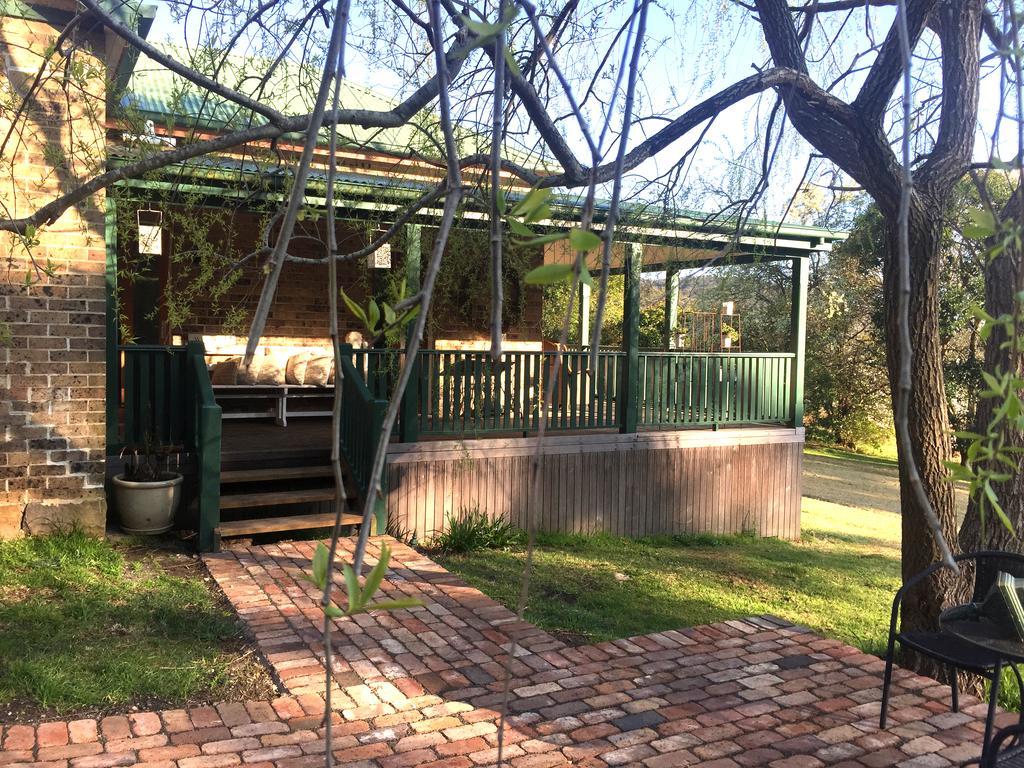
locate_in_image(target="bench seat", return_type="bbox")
[213,384,334,426]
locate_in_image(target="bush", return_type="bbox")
[433,508,523,553]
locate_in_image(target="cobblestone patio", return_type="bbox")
[0,536,1010,767]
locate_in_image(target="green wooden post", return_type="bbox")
[620,242,642,433]
[197,401,222,552]
[664,265,680,350]
[104,197,120,452]
[579,280,591,348]
[790,256,808,428]
[399,224,421,443]
[371,399,389,534]
[188,340,222,552]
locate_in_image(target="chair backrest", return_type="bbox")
[971,551,1024,603]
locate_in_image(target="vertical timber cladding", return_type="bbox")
[386,428,804,540]
[0,8,110,538]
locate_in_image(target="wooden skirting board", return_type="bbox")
[385,427,803,542]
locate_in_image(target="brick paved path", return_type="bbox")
[0,537,1009,767]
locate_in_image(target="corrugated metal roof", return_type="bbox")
[115,47,843,244]
[122,45,433,156]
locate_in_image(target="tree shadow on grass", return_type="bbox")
[438,532,902,656]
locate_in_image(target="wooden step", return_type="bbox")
[221,465,335,484]
[217,512,364,537]
[220,487,340,509]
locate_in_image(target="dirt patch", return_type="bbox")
[548,628,591,646]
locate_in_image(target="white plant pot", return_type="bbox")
[112,473,183,535]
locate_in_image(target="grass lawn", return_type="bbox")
[0,530,275,720]
[434,496,901,656]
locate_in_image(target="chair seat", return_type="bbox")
[898,630,1003,673]
[993,743,1024,767]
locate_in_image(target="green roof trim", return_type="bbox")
[110,153,843,256]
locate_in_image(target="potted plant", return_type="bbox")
[112,435,183,534]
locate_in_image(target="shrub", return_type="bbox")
[433,508,523,553]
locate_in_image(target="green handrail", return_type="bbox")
[339,346,389,533]
[188,341,222,552]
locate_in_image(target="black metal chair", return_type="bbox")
[961,722,1024,766]
[880,550,1024,729]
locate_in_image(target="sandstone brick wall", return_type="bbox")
[0,12,108,538]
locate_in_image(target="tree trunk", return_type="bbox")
[959,234,1024,553]
[882,203,961,680]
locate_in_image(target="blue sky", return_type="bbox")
[145,0,1011,226]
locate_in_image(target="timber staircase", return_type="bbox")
[212,462,365,549]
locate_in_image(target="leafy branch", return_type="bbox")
[306,541,422,618]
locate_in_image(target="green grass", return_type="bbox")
[805,443,899,469]
[435,497,901,655]
[0,530,270,716]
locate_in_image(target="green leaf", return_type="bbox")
[360,543,391,605]
[360,598,423,613]
[511,187,553,217]
[515,231,569,247]
[524,263,574,285]
[507,218,534,237]
[398,306,420,326]
[496,186,507,214]
[953,431,985,440]
[943,461,974,482]
[503,46,522,78]
[341,288,368,326]
[312,542,329,591]
[568,228,602,252]
[323,603,346,619]
[964,207,997,239]
[580,264,595,288]
[984,480,1015,533]
[524,203,551,224]
[383,302,396,327]
[342,562,361,613]
[368,299,381,332]
[460,15,505,45]
[981,370,1004,394]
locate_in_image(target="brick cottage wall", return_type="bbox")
[0,11,109,538]
[123,210,544,348]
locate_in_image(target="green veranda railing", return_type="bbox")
[338,345,389,533]
[109,343,795,550]
[355,347,796,437]
[111,342,222,551]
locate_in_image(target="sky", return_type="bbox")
[142,0,1013,228]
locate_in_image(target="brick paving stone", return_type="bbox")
[66,722,97,745]
[128,714,162,737]
[37,723,69,748]
[0,538,1001,768]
